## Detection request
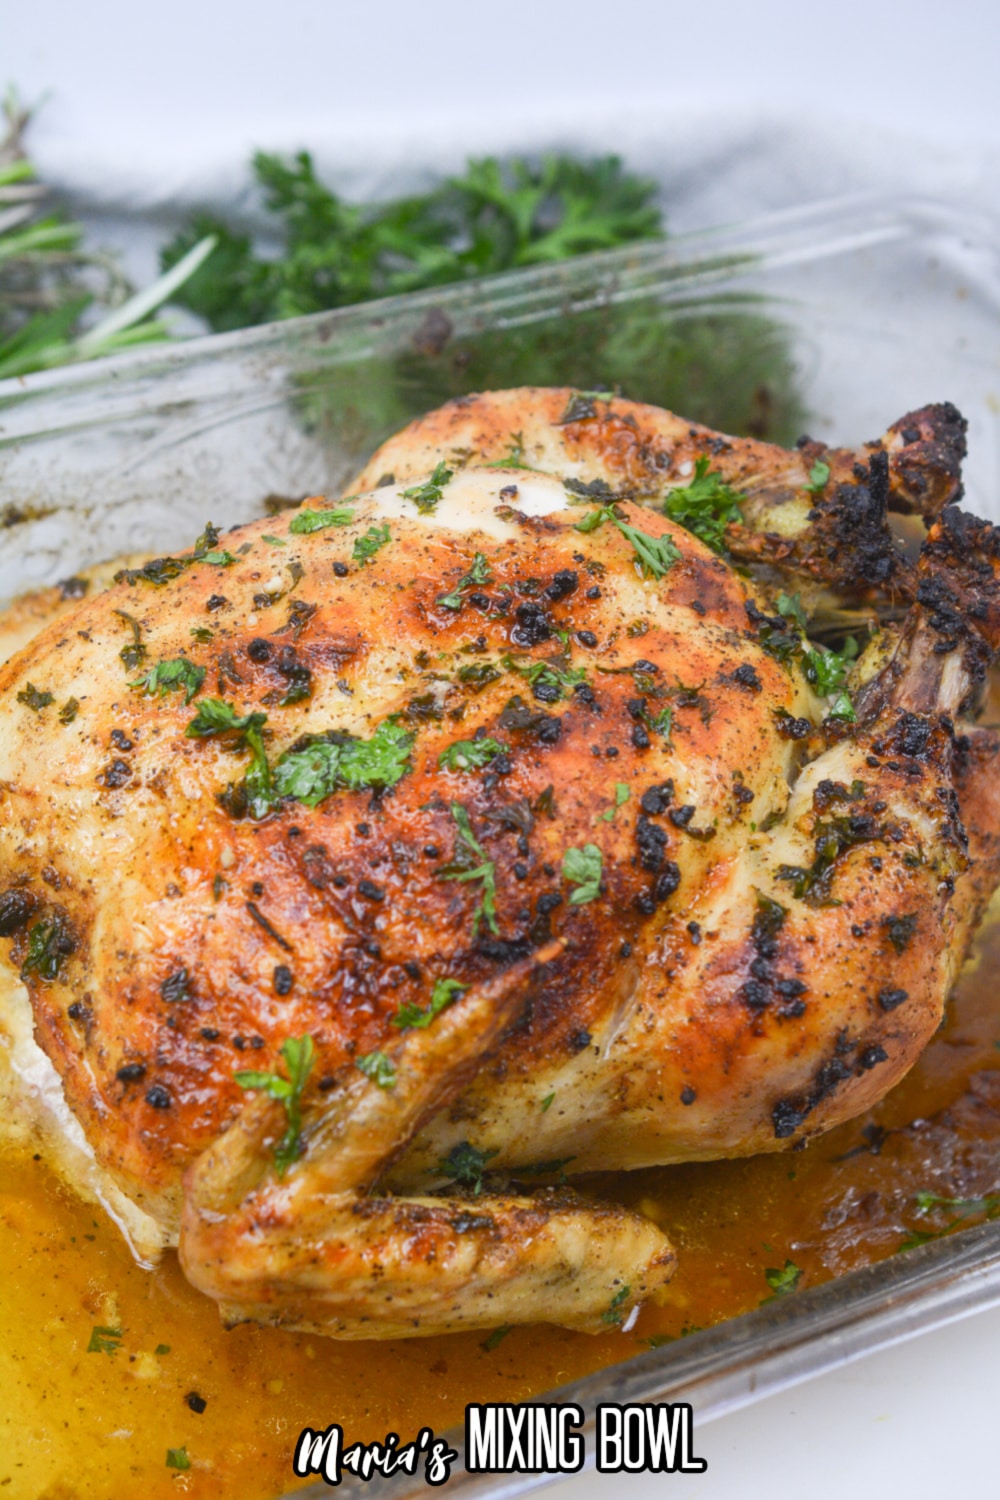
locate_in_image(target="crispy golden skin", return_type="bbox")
[1,389,997,1339]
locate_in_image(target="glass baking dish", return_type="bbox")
[2,193,999,1500]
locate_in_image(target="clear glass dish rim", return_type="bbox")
[1,189,998,423]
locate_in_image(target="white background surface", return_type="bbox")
[5,4,1000,1497]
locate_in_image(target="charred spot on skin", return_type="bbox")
[878,986,909,1011]
[0,888,37,937]
[206,595,228,612]
[568,1028,592,1053]
[680,1086,697,1106]
[116,1062,147,1085]
[145,1084,171,1109]
[273,965,294,995]
[729,663,762,693]
[99,759,133,789]
[882,913,917,954]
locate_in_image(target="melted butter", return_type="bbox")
[2,904,997,1499]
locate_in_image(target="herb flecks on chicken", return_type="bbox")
[1,387,998,1343]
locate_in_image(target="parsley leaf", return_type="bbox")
[807,459,831,494]
[87,1325,123,1356]
[16,683,53,711]
[573,504,680,578]
[437,803,499,935]
[401,461,453,514]
[481,1324,512,1351]
[764,1259,802,1297]
[356,1051,397,1089]
[272,719,413,805]
[289,505,355,534]
[662,457,744,553]
[130,657,206,705]
[198,550,235,567]
[437,1140,499,1195]
[352,522,391,564]
[166,1448,191,1471]
[21,917,73,982]
[597,783,631,822]
[235,1034,315,1175]
[485,433,535,470]
[394,977,468,1030]
[437,552,493,610]
[186,699,275,818]
[563,843,603,904]
[776,591,808,635]
[602,1284,631,1325]
[438,737,508,772]
[502,653,587,700]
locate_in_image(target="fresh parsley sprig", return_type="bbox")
[574,504,681,579]
[562,843,603,904]
[662,457,745,554]
[186,698,275,818]
[394,977,468,1030]
[235,1034,315,1175]
[438,737,508,772]
[437,552,493,610]
[437,803,499,936]
[130,657,206,705]
[401,461,453,514]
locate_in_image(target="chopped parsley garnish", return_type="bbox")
[262,534,287,547]
[356,1050,397,1089]
[662,457,744,553]
[186,699,274,818]
[154,1344,171,1356]
[130,657,206,705]
[540,1092,556,1112]
[114,556,188,587]
[166,1448,191,1471]
[437,551,493,609]
[352,521,391,564]
[272,718,414,806]
[456,661,503,691]
[394,977,468,1030]
[21,917,73,981]
[235,1034,315,1175]
[437,803,498,935]
[401,461,453,514]
[16,683,53,711]
[802,639,857,697]
[288,505,355,534]
[773,592,858,719]
[87,1325,123,1356]
[602,1284,631,1325]
[597,783,630,822]
[59,697,79,725]
[481,1324,513,1352]
[806,459,831,494]
[198,550,235,567]
[764,1259,802,1297]
[574,504,681,578]
[776,591,809,634]
[485,432,534,470]
[914,1190,1000,1216]
[114,609,147,671]
[437,1139,499,1194]
[502,653,587,700]
[190,625,214,643]
[438,737,508,772]
[562,843,603,904]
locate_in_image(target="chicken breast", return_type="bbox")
[1,388,997,1339]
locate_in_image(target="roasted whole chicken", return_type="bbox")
[1,387,999,1340]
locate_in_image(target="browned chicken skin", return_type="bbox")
[0,388,998,1339]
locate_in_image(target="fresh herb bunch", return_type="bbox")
[161,151,663,330]
[0,93,214,380]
